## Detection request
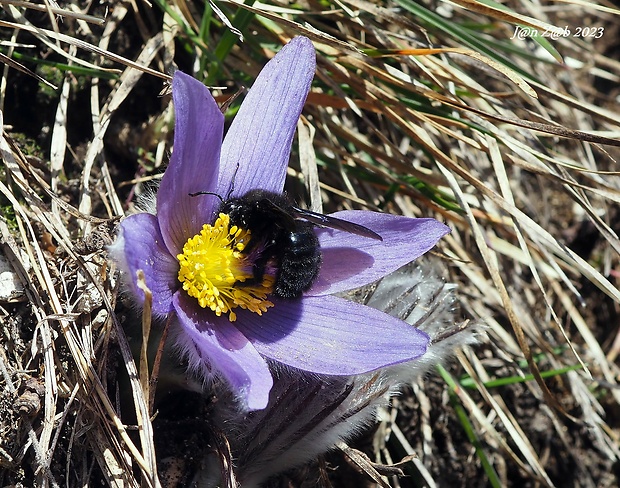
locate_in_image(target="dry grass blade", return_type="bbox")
[0,51,56,89]
[338,442,393,487]
[553,0,620,15]
[448,0,568,35]
[0,18,167,79]
[1,0,105,24]
[78,31,166,231]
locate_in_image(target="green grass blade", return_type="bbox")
[438,364,503,488]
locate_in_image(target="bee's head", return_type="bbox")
[218,197,247,225]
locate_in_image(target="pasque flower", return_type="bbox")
[110,36,451,411]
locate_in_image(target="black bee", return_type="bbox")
[194,189,383,299]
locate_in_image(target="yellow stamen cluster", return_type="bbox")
[177,213,274,321]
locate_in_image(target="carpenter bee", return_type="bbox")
[192,189,382,298]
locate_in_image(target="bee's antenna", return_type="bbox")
[188,191,224,203]
[191,162,241,202]
[226,162,241,200]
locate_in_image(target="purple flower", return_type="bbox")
[110,36,451,411]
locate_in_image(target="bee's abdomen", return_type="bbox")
[274,225,321,298]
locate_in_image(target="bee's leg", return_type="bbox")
[250,253,269,285]
[234,250,271,289]
[234,234,279,291]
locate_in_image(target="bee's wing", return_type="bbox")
[291,207,383,241]
[258,198,299,230]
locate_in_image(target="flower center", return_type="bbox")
[177,213,274,321]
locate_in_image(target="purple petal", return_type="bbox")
[310,212,450,296]
[218,36,316,197]
[173,292,273,410]
[113,213,179,314]
[157,71,225,256]
[234,295,429,375]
